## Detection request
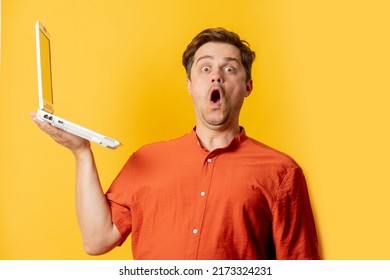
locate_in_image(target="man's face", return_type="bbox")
[187,42,253,132]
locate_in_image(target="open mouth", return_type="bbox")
[210,89,222,103]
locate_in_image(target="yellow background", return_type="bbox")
[1,0,389,260]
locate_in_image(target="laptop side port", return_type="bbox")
[43,114,53,121]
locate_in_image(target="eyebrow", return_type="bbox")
[196,55,240,65]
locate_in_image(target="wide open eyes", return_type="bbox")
[201,65,211,72]
[200,65,236,74]
[224,66,236,73]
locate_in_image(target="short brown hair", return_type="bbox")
[182,27,256,81]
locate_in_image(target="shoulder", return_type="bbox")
[132,132,193,159]
[241,135,300,169]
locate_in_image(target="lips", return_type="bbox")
[209,87,223,104]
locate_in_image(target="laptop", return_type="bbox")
[35,20,121,149]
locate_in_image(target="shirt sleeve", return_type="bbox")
[272,166,320,259]
[105,156,135,246]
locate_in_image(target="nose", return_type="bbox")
[211,70,223,84]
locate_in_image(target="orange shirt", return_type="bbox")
[106,128,320,259]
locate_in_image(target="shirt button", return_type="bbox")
[207,158,212,163]
[200,191,206,197]
[192,229,198,234]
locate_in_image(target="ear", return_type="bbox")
[245,80,253,97]
[186,78,192,95]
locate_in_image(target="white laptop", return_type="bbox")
[35,20,121,149]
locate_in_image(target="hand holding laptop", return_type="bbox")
[30,112,91,154]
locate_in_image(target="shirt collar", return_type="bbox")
[191,126,248,154]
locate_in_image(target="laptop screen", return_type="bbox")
[37,22,54,113]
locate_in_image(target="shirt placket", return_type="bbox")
[186,153,217,259]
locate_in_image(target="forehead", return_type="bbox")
[194,42,242,63]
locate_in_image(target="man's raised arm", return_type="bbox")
[30,112,121,255]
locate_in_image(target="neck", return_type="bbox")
[195,124,241,152]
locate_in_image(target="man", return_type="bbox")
[31,27,320,259]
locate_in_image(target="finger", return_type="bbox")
[30,112,68,141]
[30,112,43,124]
[30,113,55,133]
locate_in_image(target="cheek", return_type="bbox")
[230,82,248,97]
[189,80,208,96]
